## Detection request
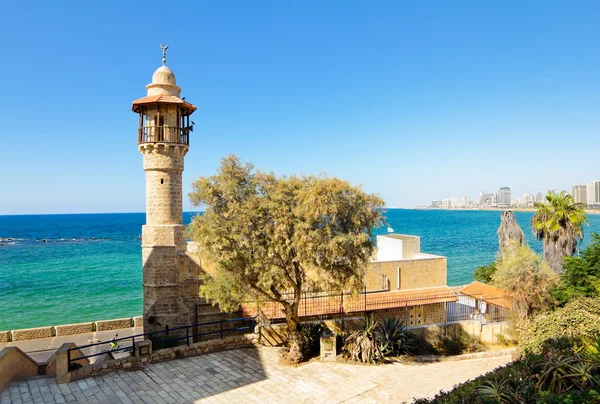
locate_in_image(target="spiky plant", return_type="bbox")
[343,314,384,364]
[477,378,519,403]
[376,317,409,356]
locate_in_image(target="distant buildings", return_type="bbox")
[588,181,600,207]
[479,193,494,207]
[430,181,600,210]
[572,185,587,205]
[496,187,511,208]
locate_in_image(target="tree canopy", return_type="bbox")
[552,232,600,305]
[531,191,588,273]
[188,155,385,363]
[491,245,558,319]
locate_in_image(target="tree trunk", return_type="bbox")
[498,211,525,254]
[544,238,564,274]
[284,306,304,364]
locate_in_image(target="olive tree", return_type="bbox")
[188,155,385,363]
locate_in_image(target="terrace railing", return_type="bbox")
[67,317,255,369]
[138,125,190,145]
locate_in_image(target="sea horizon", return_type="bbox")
[2,209,600,330]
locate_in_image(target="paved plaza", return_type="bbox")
[2,346,512,404]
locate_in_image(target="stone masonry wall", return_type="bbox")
[0,317,142,343]
[95,318,133,332]
[11,327,54,341]
[365,257,447,291]
[54,322,94,336]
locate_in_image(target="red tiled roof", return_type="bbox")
[242,286,458,320]
[132,94,197,114]
[460,281,513,309]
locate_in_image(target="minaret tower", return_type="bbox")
[132,45,197,333]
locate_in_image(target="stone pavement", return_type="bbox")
[1,346,512,404]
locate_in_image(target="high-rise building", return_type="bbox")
[587,181,600,207]
[572,185,588,205]
[431,200,442,208]
[496,187,511,208]
[536,192,544,202]
[479,192,493,207]
[523,193,537,207]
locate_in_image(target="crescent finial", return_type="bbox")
[160,43,169,66]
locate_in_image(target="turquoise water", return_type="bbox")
[1,210,599,330]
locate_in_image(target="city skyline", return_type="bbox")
[2,1,600,214]
[428,178,600,209]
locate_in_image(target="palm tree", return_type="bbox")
[531,191,588,273]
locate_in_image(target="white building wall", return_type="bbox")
[588,181,600,205]
[376,236,404,261]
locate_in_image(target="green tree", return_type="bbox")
[552,232,600,305]
[531,191,588,274]
[473,261,497,284]
[188,155,385,364]
[491,245,559,319]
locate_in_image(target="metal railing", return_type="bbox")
[246,288,513,329]
[138,125,190,145]
[67,317,255,369]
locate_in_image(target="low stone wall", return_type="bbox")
[55,322,94,336]
[259,318,511,347]
[0,316,142,342]
[95,318,132,332]
[11,326,54,341]
[62,333,258,384]
[133,316,143,328]
[0,347,40,391]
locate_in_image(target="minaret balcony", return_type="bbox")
[138,126,190,145]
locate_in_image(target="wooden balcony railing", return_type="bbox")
[138,126,190,145]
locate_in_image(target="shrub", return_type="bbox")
[520,296,600,355]
[435,333,485,356]
[552,232,600,305]
[491,245,559,319]
[473,261,498,284]
[342,314,384,364]
[411,351,600,403]
[376,317,409,357]
[301,322,325,357]
[405,332,437,356]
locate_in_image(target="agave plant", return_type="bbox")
[536,355,578,394]
[376,317,409,357]
[343,314,384,364]
[562,360,600,390]
[477,378,519,403]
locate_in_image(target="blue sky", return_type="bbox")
[1,1,599,214]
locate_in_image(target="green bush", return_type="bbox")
[520,296,600,355]
[552,232,600,305]
[376,317,410,356]
[301,322,325,357]
[473,261,498,284]
[412,337,600,403]
[435,333,485,356]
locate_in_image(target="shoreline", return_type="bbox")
[402,207,600,215]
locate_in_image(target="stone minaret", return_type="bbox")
[132,46,197,334]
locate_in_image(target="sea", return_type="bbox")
[1,209,599,330]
